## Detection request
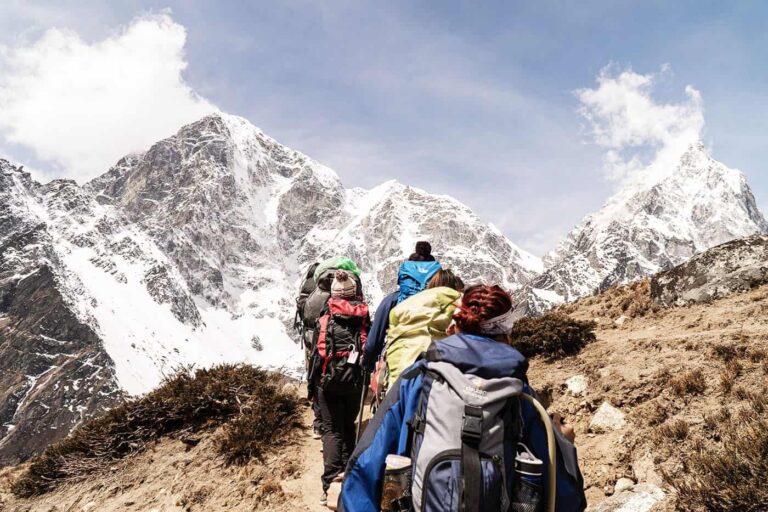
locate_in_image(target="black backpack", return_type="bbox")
[294,262,362,349]
[309,298,370,391]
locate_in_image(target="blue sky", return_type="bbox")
[1,1,766,255]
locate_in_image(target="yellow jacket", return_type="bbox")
[384,286,461,386]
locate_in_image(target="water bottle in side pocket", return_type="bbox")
[511,443,543,512]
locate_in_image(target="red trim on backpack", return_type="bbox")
[317,314,330,359]
[317,298,370,376]
[327,298,369,318]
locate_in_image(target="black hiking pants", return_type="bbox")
[313,396,322,431]
[317,384,361,492]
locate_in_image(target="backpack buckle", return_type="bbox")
[462,406,483,443]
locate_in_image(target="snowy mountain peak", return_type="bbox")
[517,144,767,316]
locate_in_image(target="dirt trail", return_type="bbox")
[282,406,329,512]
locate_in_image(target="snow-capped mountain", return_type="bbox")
[0,163,124,465]
[514,142,768,316]
[0,113,541,464]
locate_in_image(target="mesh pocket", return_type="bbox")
[511,478,542,512]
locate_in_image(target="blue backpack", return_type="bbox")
[396,261,441,304]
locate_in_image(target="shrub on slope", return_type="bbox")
[12,364,301,497]
[508,312,596,360]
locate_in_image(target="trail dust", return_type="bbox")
[281,405,330,512]
[0,391,334,512]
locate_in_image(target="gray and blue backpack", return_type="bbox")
[406,358,544,512]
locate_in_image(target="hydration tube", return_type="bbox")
[520,393,556,512]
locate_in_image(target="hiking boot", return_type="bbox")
[312,426,322,439]
[320,491,328,506]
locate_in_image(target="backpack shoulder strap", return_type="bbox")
[460,405,483,512]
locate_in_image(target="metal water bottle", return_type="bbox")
[511,443,543,512]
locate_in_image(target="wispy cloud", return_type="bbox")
[575,64,705,183]
[0,11,215,181]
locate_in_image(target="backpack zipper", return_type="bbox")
[493,454,510,511]
[420,449,501,511]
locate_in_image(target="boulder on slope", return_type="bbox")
[651,235,768,307]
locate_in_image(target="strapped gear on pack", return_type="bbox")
[396,261,441,304]
[406,357,526,512]
[369,286,460,413]
[312,298,370,390]
[294,259,363,349]
[294,262,320,347]
[339,333,568,512]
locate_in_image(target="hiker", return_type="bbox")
[294,262,323,436]
[338,284,587,512]
[363,241,441,372]
[425,267,464,292]
[298,257,363,439]
[384,269,464,388]
[308,269,370,506]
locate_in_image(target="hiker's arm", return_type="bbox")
[363,293,396,370]
[339,369,423,512]
[553,413,576,443]
[521,384,587,512]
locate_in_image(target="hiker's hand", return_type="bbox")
[553,413,575,443]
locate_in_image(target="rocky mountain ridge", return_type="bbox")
[514,142,768,316]
[651,234,768,307]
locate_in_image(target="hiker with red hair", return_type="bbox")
[338,284,586,512]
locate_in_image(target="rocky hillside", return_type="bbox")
[526,270,768,508]
[515,142,768,317]
[0,113,541,465]
[0,163,124,466]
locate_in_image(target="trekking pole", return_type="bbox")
[355,370,369,442]
[520,393,556,512]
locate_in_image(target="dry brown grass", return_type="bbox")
[653,419,689,443]
[749,347,767,362]
[667,406,768,511]
[719,368,736,394]
[719,360,742,394]
[508,312,596,360]
[669,369,706,397]
[632,400,668,427]
[733,386,750,401]
[179,486,213,508]
[712,343,747,362]
[564,279,659,320]
[11,365,300,497]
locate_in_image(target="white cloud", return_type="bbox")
[0,12,215,182]
[576,65,704,182]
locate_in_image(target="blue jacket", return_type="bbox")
[339,334,587,512]
[363,291,399,370]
